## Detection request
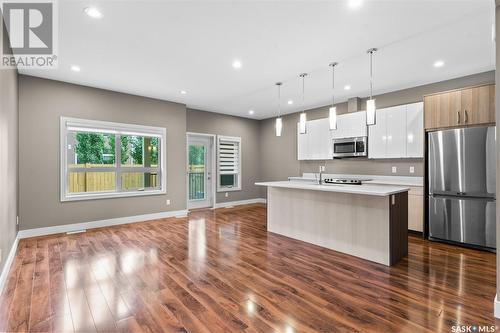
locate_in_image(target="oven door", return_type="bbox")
[333,137,367,158]
[333,140,355,157]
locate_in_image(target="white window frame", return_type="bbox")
[217,135,242,192]
[60,117,167,202]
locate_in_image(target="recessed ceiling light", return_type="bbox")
[348,0,363,9]
[248,110,254,115]
[287,100,293,105]
[180,90,187,95]
[344,85,351,90]
[232,60,242,69]
[84,7,102,18]
[70,65,81,72]
[434,60,445,68]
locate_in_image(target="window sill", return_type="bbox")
[217,187,241,192]
[61,188,166,202]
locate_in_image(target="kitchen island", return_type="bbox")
[256,181,410,266]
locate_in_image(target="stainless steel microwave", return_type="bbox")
[333,137,368,158]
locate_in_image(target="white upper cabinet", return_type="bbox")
[368,102,423,159]
[297,118,332,160]
[368,110,387,159]
[331,111,367,139]
[385,105,407,158]
[297,122,309,160]
[406,102,424,158]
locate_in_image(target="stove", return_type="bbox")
[323,178,363,185]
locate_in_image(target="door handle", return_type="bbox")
[457,111,460,124]
[464,110,468,123]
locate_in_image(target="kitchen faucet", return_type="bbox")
[318,165,326,185]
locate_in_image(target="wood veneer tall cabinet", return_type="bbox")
[424,84,495,130]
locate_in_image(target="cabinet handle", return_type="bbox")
[457,111,460,124]
[464,110,468,123]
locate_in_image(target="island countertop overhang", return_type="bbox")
[255,181,409,197]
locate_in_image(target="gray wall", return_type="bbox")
[260,71,495,194]
[187,108,262,203]
[0,24,18,271]
[18,75,187,230]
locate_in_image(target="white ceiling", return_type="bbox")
[20,0,495,120]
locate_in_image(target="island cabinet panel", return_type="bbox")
[389,192,408,265]
[424,84,495,130]
[264,185,409,266]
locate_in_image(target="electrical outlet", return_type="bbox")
[16,216,19,225]
[225,192,229,198]
[409,166,415,174]
[392,166,397,174]
[166,199,171,206]
[319,165,325,172]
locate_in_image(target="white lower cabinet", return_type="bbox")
[408,186,424,232]
[368,102,423,159]
[297,118,332,160]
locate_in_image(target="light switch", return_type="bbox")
[409,166,415,174]
[166,199,171,205]
[392,166,397,174]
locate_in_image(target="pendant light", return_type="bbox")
[299,73,308,134]
[329,62,338,130]
[366,48,377,126]
[275,82,283,137]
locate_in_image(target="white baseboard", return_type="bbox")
[214,198,266,209]
[494,294,500,318]
[17,209,188,239]
[0,236,19,297]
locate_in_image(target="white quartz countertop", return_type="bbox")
[255,181,410,196]
[297,173,423,187]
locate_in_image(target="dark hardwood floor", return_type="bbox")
[0,204,498,333]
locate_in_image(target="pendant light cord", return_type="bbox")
[330,62,337,107]
[275,82,282,118]
[300,73,307,113]
[278,83,281,117]
[369,51,373,99]
[367,48,377,100]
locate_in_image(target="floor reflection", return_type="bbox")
[1,204,498,333]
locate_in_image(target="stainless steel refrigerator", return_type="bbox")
[428,126,496,250]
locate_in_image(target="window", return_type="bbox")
[60,117,166,201]
[217,135,241,191]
